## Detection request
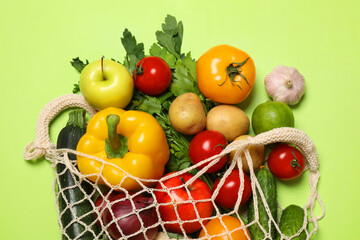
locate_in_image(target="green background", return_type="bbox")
[1,0,359,239]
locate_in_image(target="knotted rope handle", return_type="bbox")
[23,94,97,161]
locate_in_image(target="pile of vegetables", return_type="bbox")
[55,14,311,240]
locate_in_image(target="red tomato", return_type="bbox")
[188,130,229,173]
[154,172,214,234]
[212,169,252,209]
[133,56,172,96]
[267,144,305,180]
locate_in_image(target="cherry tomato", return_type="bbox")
[133,56,172,96]
[267,144,305,180]
[199,215,250,240]
[212,169,252,209]
[188,130,229,173]
[196,44,256,104]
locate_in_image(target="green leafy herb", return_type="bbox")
[70,57,89,93]
[156,15,183,59]
[72,83,80,94]
[149,43,177,69]
[171,52,200,97]
[121,28,145,74]
[71,57,89,73]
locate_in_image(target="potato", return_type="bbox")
[168,93,206,135]
[230,135,265,172]
[206,104,249,142]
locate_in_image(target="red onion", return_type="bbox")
[101,193,159,240]
[94,191,122,227]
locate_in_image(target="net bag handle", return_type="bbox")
[23,94,97,161]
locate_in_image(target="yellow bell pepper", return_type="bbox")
[76,107,170,191]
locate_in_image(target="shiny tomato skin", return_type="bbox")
[154,172,214,234]
[267,144,305,180]
[196,44,256,104]
[133,56,172,96]
[212,169,252,209]
[188,130,229,173]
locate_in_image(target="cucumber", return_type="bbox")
[247,167,278,240]
[56,109,99,239]
[277,205,306,240]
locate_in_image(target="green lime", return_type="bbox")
[251,101,294,135]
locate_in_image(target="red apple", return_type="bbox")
[154,172,214,234]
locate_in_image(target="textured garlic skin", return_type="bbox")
[265,65,305,105]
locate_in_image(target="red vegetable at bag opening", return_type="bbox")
[95,192,159,240]
[154,172,214,234]
[267,143,305,180]
[133,56,172,96]
[189,130,229,173]
[212,169,252,209]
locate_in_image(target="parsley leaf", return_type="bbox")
[70,57,89,73]
[70,57,89,93]
[156,15,183,59]
[149,43,177,69]
[121,28,145,74]
[170,52,200,97]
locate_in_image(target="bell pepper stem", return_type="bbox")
[106,114,121,152]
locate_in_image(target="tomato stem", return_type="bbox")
[219,57,251,90]
[290,148,303,173]
[135,62,144,78]
[101,56,107,81]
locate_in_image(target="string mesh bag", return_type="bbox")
[23,94,325,240]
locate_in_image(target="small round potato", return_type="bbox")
[169,93,206,135]
[230,135,265,172]
[206,104,249,142]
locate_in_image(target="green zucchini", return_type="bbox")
[277,205,306,240]
[247,167,278,240]
[56,109,99,239]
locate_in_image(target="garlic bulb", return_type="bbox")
[264,65,305,105]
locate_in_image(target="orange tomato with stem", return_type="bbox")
[196,44,256,104]
[199,215,251,240]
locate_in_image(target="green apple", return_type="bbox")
[79,58,134,110]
